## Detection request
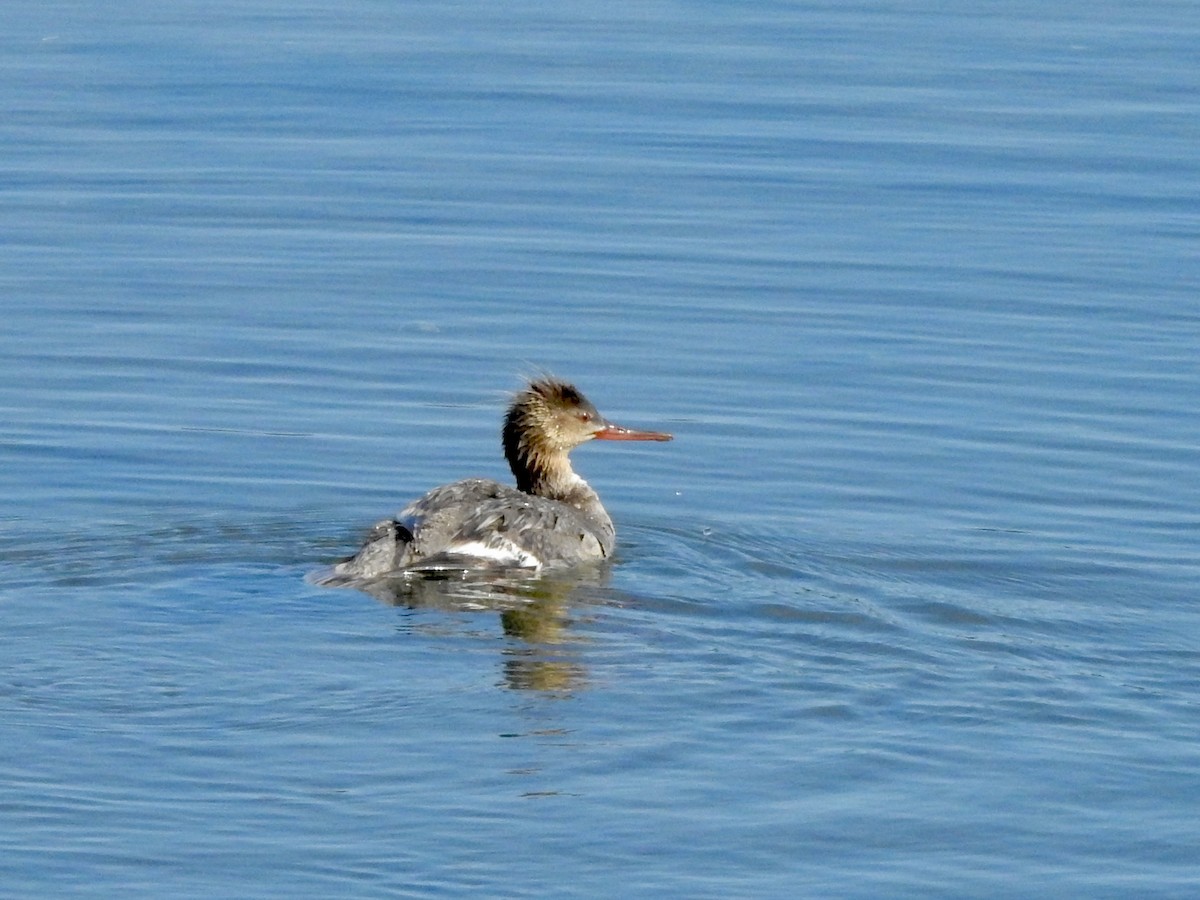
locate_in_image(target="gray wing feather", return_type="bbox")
[334,477,610,578]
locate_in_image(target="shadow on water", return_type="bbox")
[312,564,616,693]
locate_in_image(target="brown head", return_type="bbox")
[502,377,672,494]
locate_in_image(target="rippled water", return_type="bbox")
[3,1,1199,896]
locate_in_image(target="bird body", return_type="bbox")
[329,378,671,579]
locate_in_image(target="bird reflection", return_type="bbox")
[500,601,585,692]
[315,564,610,693]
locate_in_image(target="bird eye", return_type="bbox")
[578,412,593,422]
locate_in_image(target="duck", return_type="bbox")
[328,377,672,578]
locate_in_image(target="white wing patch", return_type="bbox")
[445,539,541,569]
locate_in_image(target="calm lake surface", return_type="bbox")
[3,1,1199,896]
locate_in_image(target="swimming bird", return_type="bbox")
[328,377,672,579]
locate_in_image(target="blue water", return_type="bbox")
[3,1,1199,896]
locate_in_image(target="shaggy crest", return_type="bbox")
[502,377,602,494]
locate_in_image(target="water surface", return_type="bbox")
[3,1,1199,896]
